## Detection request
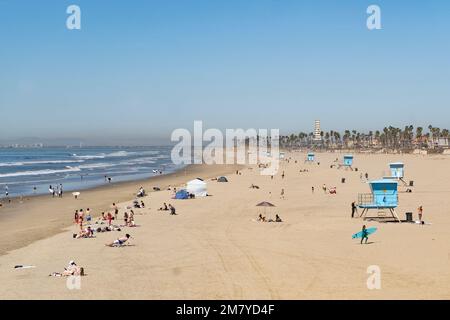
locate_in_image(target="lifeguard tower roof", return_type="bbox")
[369,179,399,185]
[389,162,404,167]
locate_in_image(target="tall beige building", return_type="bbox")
[313,120,322,141]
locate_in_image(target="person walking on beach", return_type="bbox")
[169,204,176,215]
[312,186,315,194]
[322,184,327,194]
[418,205,423,222]
[74,210,79,224]
[351,201,357,218]
[281,171,285,179]
[361,225,369,244]
[5,185,9,198]
[280,188,285,199]
[113,203,118,220]
[59,184,63,197]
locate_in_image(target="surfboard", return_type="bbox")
[352,227,377,239]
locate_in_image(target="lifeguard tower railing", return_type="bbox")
[358,193,398,208]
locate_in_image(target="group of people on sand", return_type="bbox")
[74,208,93,229]
[123,210,136,227]
[257,213,282,223]
[158,202,176,215]
[49,184,63,198]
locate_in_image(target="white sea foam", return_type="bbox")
[0,160,85,167]
[0,167,82,178]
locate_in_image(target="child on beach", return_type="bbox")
[107,212,113,226]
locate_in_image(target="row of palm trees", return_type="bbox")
[280,125,450,150]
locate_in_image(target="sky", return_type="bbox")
[0,0,449,145]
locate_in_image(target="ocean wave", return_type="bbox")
[72,150,160,160]
[0,160,85,167]
[0,167,82,178]
[72,153,106,160]
[120,157,158,165]
[78,163,116,169]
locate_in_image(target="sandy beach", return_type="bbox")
[0,152,449,299]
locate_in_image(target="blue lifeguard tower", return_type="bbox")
[358,179,401,222]
[389,162,404,178]
[338,154,354,170]
[305,152,315,163]
[383,162,411,187]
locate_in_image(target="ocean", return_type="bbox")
[0,146,181,198]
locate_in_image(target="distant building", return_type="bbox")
[313,120,322,141]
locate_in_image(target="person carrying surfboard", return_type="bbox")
[361,225,369,244]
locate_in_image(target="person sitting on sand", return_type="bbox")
[105,234,131,247]
[140,201,145,208]
[257,214,266,222]
[158,203,169,211]
[74,226,94,239]
[275,214,282,222]
[49,261,85,277]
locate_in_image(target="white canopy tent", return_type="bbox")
[186,179,207,197]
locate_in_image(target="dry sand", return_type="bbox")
[0,152,449,299]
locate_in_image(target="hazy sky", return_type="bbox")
[1,0,449,144]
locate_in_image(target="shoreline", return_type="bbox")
[0,163,242,256]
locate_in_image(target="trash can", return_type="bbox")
[409,180,414,187]
[341,178,346,183]
[405,212,413,222]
